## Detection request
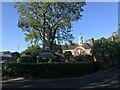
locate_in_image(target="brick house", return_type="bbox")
[62,35,94,56]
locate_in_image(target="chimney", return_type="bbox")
[90,38,94,45]
[111,35,115,42]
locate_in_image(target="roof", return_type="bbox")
[82,43,91,49]
[61,44,78,50]
[38,52,57,59]
[38,48,57,59]
[0,51,11,54]
[62,43,91,50]
[0,54,12,57]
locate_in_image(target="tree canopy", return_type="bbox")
[21,44,42,58]
[14,2,86,51]
[91,37,120,64]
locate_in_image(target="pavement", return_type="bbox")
[1,65,120,89]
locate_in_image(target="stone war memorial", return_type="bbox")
[37,26,57,63]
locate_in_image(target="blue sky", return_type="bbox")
[2,2,118,52]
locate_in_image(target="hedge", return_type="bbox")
[2,62,94,79]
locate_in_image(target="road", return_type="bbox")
[1,65,120,89]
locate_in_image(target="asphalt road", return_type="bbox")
[1,65,120,89]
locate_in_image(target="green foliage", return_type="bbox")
[17,56,35,63]
[25,29,40,45]
[21,45,42,63]
[64,51,73,60]
[2,62,94,78]
[11,52,21,61]
[91,37,120,66]
[52,43,63,54]
[21,45,42,56]
[16,58,22,63]
[74,54,93,62]
[115,36,120,42]
[14,2,86,50]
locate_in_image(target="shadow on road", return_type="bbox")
[2,65,120,89]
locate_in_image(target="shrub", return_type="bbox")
[16,56,36,63]
[64,51,73,60]
[20,45,42,63]
[2,62,94,79]
[16,58,22,63]
[74,54,93,62]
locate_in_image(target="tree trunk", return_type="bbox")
[50,41,53,51]
[42,40,45,49]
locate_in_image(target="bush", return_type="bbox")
[74,54,93,62]
[64,51,73,60]
[16,56,36,63]
[20,45,42,63]
[16,58,22,63]
[2,62,94,79]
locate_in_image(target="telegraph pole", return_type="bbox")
[18,44,20,53]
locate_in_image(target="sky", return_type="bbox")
[1,2,118,52]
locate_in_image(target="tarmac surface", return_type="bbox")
[1,65,120,89]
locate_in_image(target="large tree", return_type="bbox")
[91,37,120,65]
[15,2,85,50]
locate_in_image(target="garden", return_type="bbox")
[2,37,120,79]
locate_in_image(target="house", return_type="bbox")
[0,51,12,63]
[62,35,94,56]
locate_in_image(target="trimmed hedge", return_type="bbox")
[2,62,94,79]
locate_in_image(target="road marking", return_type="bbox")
[98,75,119,85]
